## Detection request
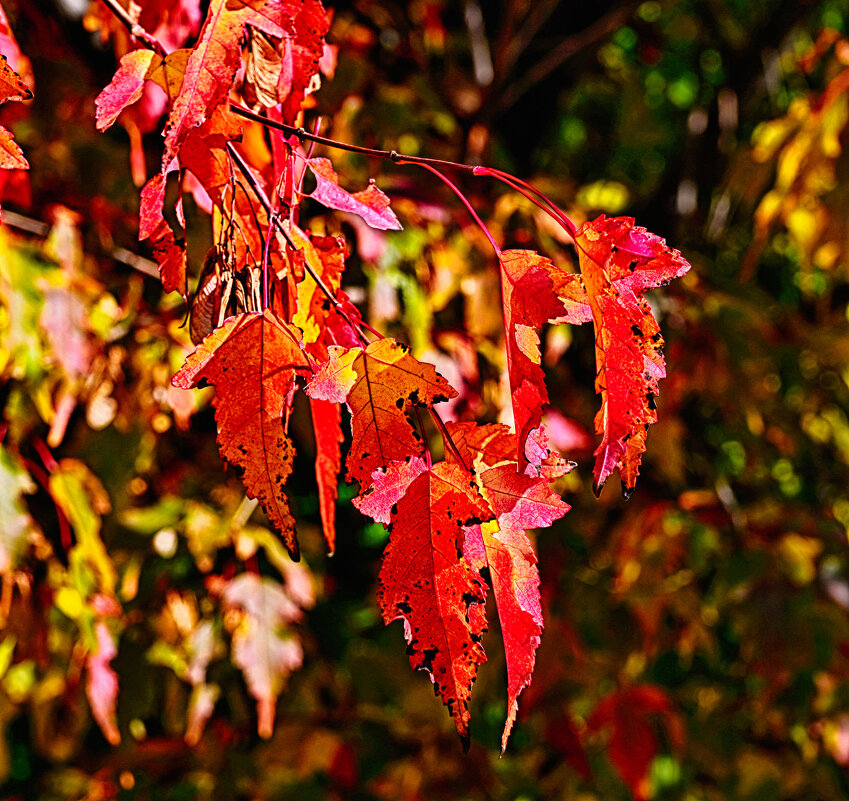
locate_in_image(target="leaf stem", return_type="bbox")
[430,408,469,473]
[230,103,479,174]
[400,161,501,256]
[473,166,577,240]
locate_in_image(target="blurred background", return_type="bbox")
[4,0,849,798]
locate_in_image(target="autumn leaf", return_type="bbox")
[310,396,343,554]
[498,250,571,463]
[306,339,456,492]
[50,459,115,594]
[587,684,685,801]
[86,621,121,745]
[563,216,691,496]
[0,125,26,169]
[139,172,187,296]
[288,224,347,355]
[161,0,324,169]
[447,421,570,750]
[222,572,307,738]
[0,444,38,574]
[160,0,247,169]
[94,49,159,132]
[352,456,427,525]
[377,462,493,747]
[0,53,31,170]
[179,105,242,206]
[306,157,402,231]
[172,310,310,558]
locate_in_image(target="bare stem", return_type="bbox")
[474,166,577,240]
[230,103,478,174]
[97,0,166,56]
[402,161,502,256]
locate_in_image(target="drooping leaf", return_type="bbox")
[94,49,159,131]
[139,172,187,295]
[222,572,307,738]
[587,684,685,801]
[447,421,570,750]
[306,339,457,491]
[86,621,121,745]
[498,250,570,462]
[172,309,310,557]
[310,396,343,554]
[564,216,691,496]
[307,157,402,231]
[377,462,493,746]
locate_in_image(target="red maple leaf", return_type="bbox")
[172,309,310,558]
[498,249,571,464]
[306,339,456,492]
[306,157,402,231]
[0,53,31,170]
[558,216,691,496]
[95,49,159,132]
[587,684,685,800]
[448,421,570,750]
[310,396,343,554]
[377,461,493,747]
[139,171,187,296]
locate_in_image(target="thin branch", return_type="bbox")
[429,408,469,473]
[403,161,501,256]
[97,0,166,56]
[487,3,638,118]
[230,102,479,174]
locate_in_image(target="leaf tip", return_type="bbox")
[621,481,635,500]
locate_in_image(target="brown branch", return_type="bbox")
[230,103,479,174]
[487,2,639,118]
[97,0,166,56]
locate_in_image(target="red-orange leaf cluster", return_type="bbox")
[90,0,691,752]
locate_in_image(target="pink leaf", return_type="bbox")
[95,50,158,132]
[86,622,121,745]
[307,157,402,231]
